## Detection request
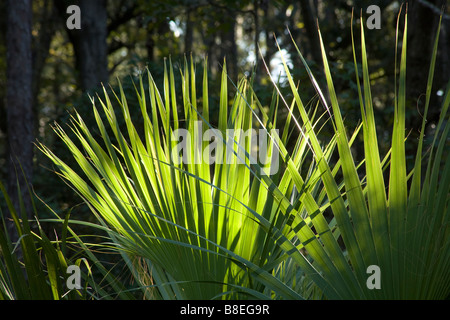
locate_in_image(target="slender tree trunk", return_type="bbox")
[146,19,155,62]
[299,0,321,63]
[261,0,277,75]
[254,0,259,67]
[406,0,449,131]
[5,0,33,242]
[199,18,218,75]
[32,0,58,135]
[220,18,238,83]
[184,7,193,55]
[0,1,7,139]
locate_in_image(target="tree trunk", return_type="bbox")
[406,0,449,132]
[146,19,155,62]
[220,18,238,83]
[261,0,277,77]
[77,0,108,91]
[184,7,193,55]
[199,18,218,75]
[5,0,34,242]
[56,0,108,92]
[32,0,58,135]
[299,0,322,63]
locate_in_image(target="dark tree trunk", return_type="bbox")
[261,0,277,76]
[77,0,108,91]
[56,0,108,92]
[5,0,34,242]
[299,0,322,63]
[146,20,155,62]
[406,0,449,131]
[199,18,218,74]
[220,18,238,83]
[184,8,193,55]
[253,0,260,75]
[32,0,58,133]
[0,1,7,138]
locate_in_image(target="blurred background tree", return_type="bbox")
[3,0,33,242]
[0,0,448,237]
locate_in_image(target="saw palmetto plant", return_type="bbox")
[39,8,449,300]
[0,179,135,300]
